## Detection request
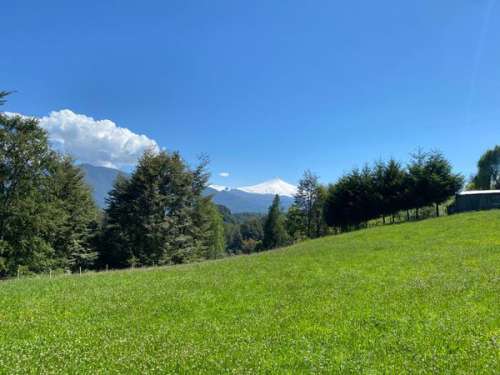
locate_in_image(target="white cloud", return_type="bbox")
[219,172,230,177]
[35,109,159,169]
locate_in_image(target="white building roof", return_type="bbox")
[458,190,500,195]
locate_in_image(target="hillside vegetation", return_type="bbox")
[0,211,499,374]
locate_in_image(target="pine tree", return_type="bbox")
[49,156,99,270]
[205,201,225,259]
[424,151,463,216]
[372,159,406,223]
[98,174,134,268]
[263,195,288,250]
[406,150,428,219]
[294,170,319,238]
[191,197,226,259]
[407,150,463,218]
[312,185,328,237]
[99,149,211,268]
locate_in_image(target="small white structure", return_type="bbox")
[450,190,500,213]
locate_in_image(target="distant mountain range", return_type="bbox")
[79,164,129,208]
[205,185,294,213]
[79,164,295,213]
[210,177,297,197]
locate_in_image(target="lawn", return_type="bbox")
[0,211,499,374]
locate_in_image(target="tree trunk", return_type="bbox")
[416,208,419,220]
[382,216,385,225]
[435,203,439,217]
[406,210,410,221]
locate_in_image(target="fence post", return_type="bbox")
[79,267,82,275]
[106,264,109,272]
[49,269,52,279]
[17,266,20,280]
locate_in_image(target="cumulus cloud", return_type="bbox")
[219,172,230,177]
[35,109,159,169]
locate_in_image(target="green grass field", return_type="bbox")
[1,211,499,374]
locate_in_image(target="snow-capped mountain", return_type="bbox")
[209,178,297,197]
[80,164,296,213]
[205,178,297,213]
[209,184,229,192]
[237,178,297,197]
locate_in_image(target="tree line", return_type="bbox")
[259,153,463,251]
[0,90,468,276]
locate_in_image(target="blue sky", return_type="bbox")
[2,0,500,186]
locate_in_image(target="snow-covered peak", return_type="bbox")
[237,178,297,197]
[209,184,229,192]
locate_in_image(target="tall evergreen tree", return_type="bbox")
[325,166,379,230]
[48,156,99,270]
[98,175,133,268]
[262,195,288,250]
[384,159,407,220]
[373,159,407,223]
[312,185,328,237]
[324,176,353,231]
[406,150,463,218]
[424,151,463,216]
[406,150,428,219]
[206,202,225,259]
[99,149,211,268]
[193,198,225,259]
[294,170,320,238]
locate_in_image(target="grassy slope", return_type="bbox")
[0,211,499,374]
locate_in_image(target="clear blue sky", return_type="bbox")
[2,0,499,186]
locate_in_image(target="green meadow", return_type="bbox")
[1,211,499,374]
